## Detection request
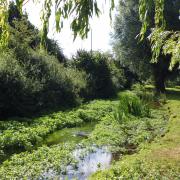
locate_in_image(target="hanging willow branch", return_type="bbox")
[139,0,180,70]
[0,0,9,48]
[0,0,114,49]
[0,0,26,48]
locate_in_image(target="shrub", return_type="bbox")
[0,51,32,117]
[0,50,87,118]
[72,50,119,99]
[108,61,127,91]
[132,84,168,106]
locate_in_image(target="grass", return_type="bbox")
[90,87,180,179]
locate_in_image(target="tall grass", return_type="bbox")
[114,91,151,122]
[132,83,154,103]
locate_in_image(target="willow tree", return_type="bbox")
[113,0,179,93]
[112,0,152,82]
[0,0,179,51]
[139,0,180,92]
[139,0,180,70]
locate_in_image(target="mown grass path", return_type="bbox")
[91,87,180,179]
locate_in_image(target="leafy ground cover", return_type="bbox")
[0,88,179,179]
[85,91,168,154]
[0,100,117,162]
[0,144,76,179]
[90,87,180,179]
[86,108,168,154]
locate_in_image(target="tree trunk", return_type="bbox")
[153,55,170,94]
[154,74,166,94]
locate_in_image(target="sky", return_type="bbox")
[23,0,118,58]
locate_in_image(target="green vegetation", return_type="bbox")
[0,3,130,118]
[0,98,118,178]
[0,144,75,179]
[71,50,127,99]
[90,88,180,179]
[113,0,180,93]
[114,91,151,122]
[0,87,179,179]
[45,122,96,146]
[112,0,151,81]
[0,99,117,162]
[0,1,179,179]
[0,50,87,117]
[87,89,168,154]
[0,88,174,179]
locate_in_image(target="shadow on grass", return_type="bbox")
[166,87,180,101]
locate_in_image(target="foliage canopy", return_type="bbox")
[139,0,180,70]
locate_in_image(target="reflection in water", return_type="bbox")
[43,146,112,180]
[43,123,113,179]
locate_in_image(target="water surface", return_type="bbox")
[44,122,96,146]
[43,146,113,180]
[43,122,113,179]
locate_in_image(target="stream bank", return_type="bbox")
[0,90,171,179]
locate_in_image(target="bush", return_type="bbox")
[109,61,127,91]
[72,50,114,99]
[72,50,126,99]
[0,50,86,118]
[0,51,31,117]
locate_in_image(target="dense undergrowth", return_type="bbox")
[87,108,168,154]
[86,90,168,154]
[0,144,76,179]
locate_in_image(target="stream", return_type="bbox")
[43,122,114,180]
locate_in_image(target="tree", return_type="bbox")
[113,0,179,93]
[139,0,180,93]
[72,50,116,99]
[112,0,152,81]
[139,0,180,72]
[7,2,65,63]
[0,0,179,93]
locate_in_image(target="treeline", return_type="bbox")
[0,2,136,118]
